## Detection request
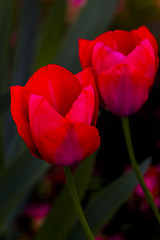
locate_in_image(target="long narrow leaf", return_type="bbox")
[11,0,40,86]
[0,90,10,167]
[33,0,66,70]
[0,152,49,229]
[0,0,14,92]
[68,157,151,240]
[6,0,40,165]
[56,0,119,73]
[0,91,10,115]
[34,154,96,240]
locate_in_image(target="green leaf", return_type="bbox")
[56,0,119,73]
[68,157,151,240]
[11,0,40,86]
[0,0,14,92]
[34,154,96,240]
[0,90,10,167]
[0,91,10,115]
[5,0,40,164]
[0,151,49,230]
[33,0,66,70]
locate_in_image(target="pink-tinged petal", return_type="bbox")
[25,64,81,116]
[78,33,117,69]
[92,42,125,76]
[29,94,67,164]
[126,39,156,78]
[98,63,153,116]
[29,95,100,165]
[75,68,99,126]
[65,84,95,125]
[79,27,159,70]
[10,86,41,158]
[53,123,100,166]
[133,25,158,54]
[93,29,141,55]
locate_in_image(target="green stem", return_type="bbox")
[63,166,94,240]
[121,117,160,225]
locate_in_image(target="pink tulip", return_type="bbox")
[79,26,159,116]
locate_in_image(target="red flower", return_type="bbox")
[79,26,159,116]
[10,65,100,166]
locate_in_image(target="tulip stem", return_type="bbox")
[63,166,94,240]
[121,117,160,225]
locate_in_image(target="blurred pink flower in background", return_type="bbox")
[79,26,159,116]
[95,234,126,240]
[66,0,88,22]
[24,202,51,220]
[131,164,160,212]
[23,166,66,220]
[68,0,87,7]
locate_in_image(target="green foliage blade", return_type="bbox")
[11,0,40,86]
[0,152,49,229]
[34,154,95,240]
[0,91,10,115]
[0,0,14,92]
[68,157,151,240]
[33,0,66,70]
[56,0,119,73]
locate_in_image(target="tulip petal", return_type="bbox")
[78,32,117,69]
[10,86,41,158]
[95,31,117,49]
[93,30,141,55]
[92,42,125,76]
[98,63,153,116]
[112,30,141,55]
[29,94,67,164]
[79,26,159,71]
[65,84,95,125]
[133,25,158,54]
[75,68,99,126]
[126,39,156,78]
[78,39,95,68]
[75,67,93,88]
[53,123,100,166]
[133,26,159,70]
[25,64,81,116]
[29,94,100,166]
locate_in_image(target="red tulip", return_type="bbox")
[10,65,100,166]
[79,26,159,116]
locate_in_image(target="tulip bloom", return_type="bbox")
[10,65,100,166]
[79,26,159,116]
